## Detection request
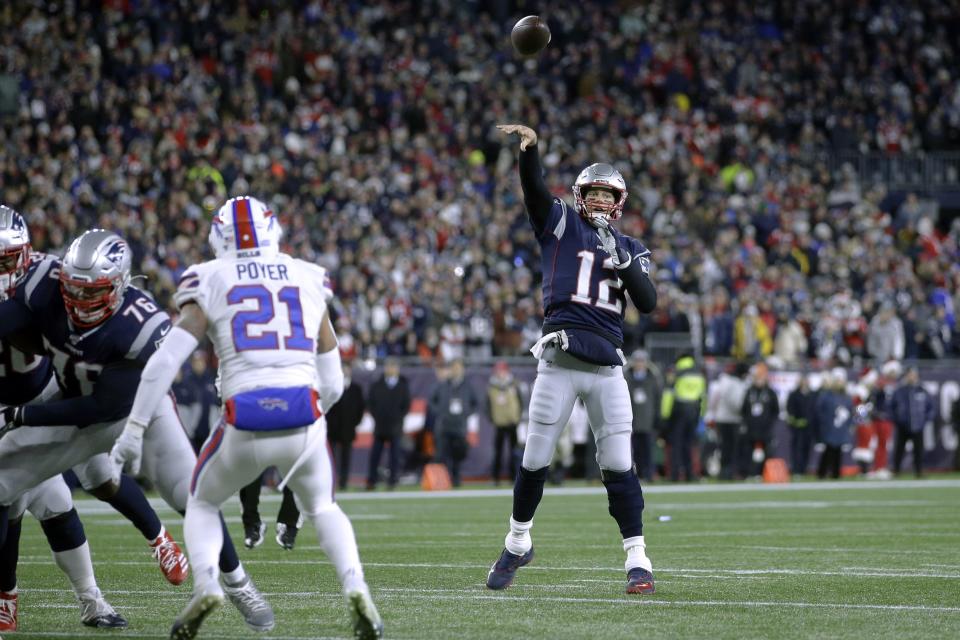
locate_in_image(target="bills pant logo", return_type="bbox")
[258,397,289,411]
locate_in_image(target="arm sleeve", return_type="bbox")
[315,347,344,412]
[21,362,144,428]
[127,326,200,425]
[0,299,34,340]
[619,260,658,313]
[518,145,554,235]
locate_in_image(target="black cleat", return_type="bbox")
[275,522,299,551]
[244,522,267,549]
[486,548,534,590]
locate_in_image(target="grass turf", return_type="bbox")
[11,478,960,639]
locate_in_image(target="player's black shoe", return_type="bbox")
[243,522,266,549]
[625,567,655,595]
[275,522,298,550]
[486,548,534,590]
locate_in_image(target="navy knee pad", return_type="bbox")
[601,468,645,539]
[512,465,549,523]
[40,508,87,553]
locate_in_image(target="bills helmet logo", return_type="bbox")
[257,397,290,412]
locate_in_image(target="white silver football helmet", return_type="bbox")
[572,163,627,222]
[209,196,282,259]
[0,205,30,301]
[60,229,132,328]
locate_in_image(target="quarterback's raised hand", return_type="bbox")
[497,124,538,150]
[110,419,148,476]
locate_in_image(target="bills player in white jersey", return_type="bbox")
[112,196,383,640]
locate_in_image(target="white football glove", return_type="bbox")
[594,220,625,268]
[110,419,148,476]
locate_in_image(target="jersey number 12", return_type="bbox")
[570,250,622,313]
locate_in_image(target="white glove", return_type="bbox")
[594,220,624,268]
[110,419,148,476]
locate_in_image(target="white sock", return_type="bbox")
[52,542,98,597]
[504,516,532,555]
[3,585,16,596]
[183,497,224,595]
[222,565,246,587]
[150,524,166,545]
[310,504,365,593]
[623,535,652,572]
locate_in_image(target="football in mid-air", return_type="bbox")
[511,15,551,56]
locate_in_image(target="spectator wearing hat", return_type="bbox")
[660,354,707,482]
[366,358,411,490]
[486,361,523,485]
[890,367,935,478]
[707,362,749,479]
[625,350,663,482]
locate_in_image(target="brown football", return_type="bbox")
[511,15,551,56]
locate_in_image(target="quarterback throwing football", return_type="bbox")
[487,125,658,595]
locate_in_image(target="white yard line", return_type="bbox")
[18,587,960,614]
[64,478,960,515]
[15,559,960,579]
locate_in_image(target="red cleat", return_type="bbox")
[0,589,17,631]
[151,529,190,586]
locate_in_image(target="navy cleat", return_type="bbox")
[486,548,534,590]
[625,567,655,595]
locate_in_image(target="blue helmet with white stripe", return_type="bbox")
[209,196,282,259]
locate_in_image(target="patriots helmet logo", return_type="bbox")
[104,240,127,268]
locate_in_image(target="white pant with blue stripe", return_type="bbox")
[185,415,366,594]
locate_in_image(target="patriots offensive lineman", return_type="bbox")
[110,196,383,640]
[486,125,658,594]
[0,224,273,630]
[0,213,190,592]
[0,207,126,630]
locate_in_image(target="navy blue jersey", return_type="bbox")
[14,254,171,399]
[537,199,651,365]
[0,335,52,405]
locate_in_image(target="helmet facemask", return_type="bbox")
[572,163,627,225]
[59,230,132,329]
[60,276,125,328]
[0,205,31,301]
[0,243,30,301]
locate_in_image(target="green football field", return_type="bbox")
[11,478,960,640]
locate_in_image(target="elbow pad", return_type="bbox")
[315,348,344,412]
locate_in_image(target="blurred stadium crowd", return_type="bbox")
[2,0,959,366]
